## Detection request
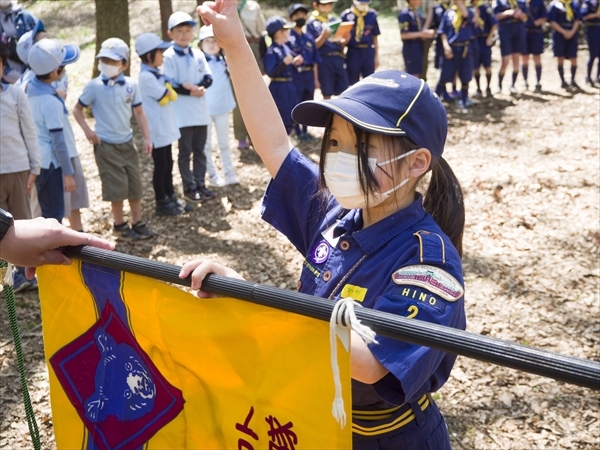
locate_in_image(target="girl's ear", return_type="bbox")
[408,148,432,178]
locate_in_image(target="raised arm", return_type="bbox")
[198,0,291,178]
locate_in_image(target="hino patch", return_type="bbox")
[391,264,464,302]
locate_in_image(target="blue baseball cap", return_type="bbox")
[27,39,80,75]
[135,32,171,56]
[168,11,196,30]
[292,71,448,164]
[265,16,294,36]
[288,3,309,16]
[96,37,130,61]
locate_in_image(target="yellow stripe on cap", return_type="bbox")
[396,79,426,127]
[322,103,408,135]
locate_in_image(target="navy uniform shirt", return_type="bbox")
[494,0,529,23]
[526,0,549,30]
[262,148,466,407]
[433,1,452,29]
[580,0,600,24]
[439,7,476,44]
[398,6,424,34]
[306,15,345,55]
[477,2,499,36]
[288,29,322,67]
[263,42,296,79]
[341,8,381,47]
[548,0,582,29]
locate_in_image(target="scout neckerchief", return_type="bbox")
[508,0,518,10]
[411,5,422,29]
[100,72,126,86]
[452,3,463,32]
[173,43,193,57]
[27,75,67,113]
[140,62,176,85]
[311,9,331,23]
[560,0,574,21]
[351,4,369,41]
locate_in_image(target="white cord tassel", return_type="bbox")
[329,297,378,428]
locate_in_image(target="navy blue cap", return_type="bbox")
[288,3,309,17]
[292,70,448,164]
[265,16,294,36]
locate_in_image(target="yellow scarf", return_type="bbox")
[560,0,574,21]
[509,0,518,9]
[351,5,369,41]
[311,9,331,23]
[452,4,463,32]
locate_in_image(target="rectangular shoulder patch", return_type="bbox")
[391,264,464,302]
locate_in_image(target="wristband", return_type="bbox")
[0,208,14,243]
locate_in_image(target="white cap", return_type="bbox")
[96,37,130,61]
[16,18,45,63]
[199,25,214,42]
[135,32,171,56]
[168,11,196,30]
[27,39,80,75]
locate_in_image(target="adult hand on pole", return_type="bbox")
[179,259,245,298]
[0,218,115,279]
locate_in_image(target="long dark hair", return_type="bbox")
[318,116,465,256]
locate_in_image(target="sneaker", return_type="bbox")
[509,85,517,94]
[492,86,502,95]
[113,222,141,241]
[472,89,483,98]
[184,190,203,204]
[571,80,580,90]
[465,97,474,107]
[534,83,542,93]
[208,174,225,187]
[27,276,38,291]
[169,193,194,212]
[585,77,595,87]
[456,99,469,114]
[486,87,493,97]
[237,139,249,150]
[197,186,215,201]
[561,80,570,90]
[441,91,454,102]
[522,82,529,91]
[132,221,155,240]
[155,197,183,216]
[224,172,240,185]
[12,268,31,293]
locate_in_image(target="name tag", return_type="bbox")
[341,284,367,302]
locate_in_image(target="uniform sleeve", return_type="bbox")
[17,89,41,175]
[488,7,499,25]
[305,20,320,40]
[78,80,95,107]
[263,47,286,77]
[579,1,588,15]
[372,12,382,36]
[131,80,142,107]
[261,148,339,256]
[368,257,466,403]
[139,72,168,102]
[493,0,505,14]
[547,4,557,22]
[438,12,449,35]
[398,12,411,33]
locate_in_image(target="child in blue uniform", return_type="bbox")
[341,0,381,85]
[262,16,301,136]
[548,0,582,90]
[472,0,498,97]
[306,0,349,99]
[188,3,467,449]
[522,0,548,92]
[398,0,436,77]
[580,0,600,86]
[437,0,476,112]
[288,3,321,141]
[494,0,528,93]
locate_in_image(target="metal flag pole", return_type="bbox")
[61,246,600,391]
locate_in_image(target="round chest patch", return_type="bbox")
[391,264,464,302]
[311,241,331,265]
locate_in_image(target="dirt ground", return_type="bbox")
[1,1,599,449]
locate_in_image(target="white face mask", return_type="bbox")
[353,2,369,12]
[98,61,121,79]
[324,150,417,210]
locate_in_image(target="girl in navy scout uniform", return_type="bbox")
[186,3,467,449]
[262,16,301,135]
[341,0,381,85]
[522,0,548,92]
[472,0,498,97]
[548,0,582,90]
[494,0,528,93]
[398,0,436,78]
[580,0,600,86]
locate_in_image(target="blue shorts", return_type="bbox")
[552,30,578,58]
[475,36,493,68]
[317,54,349,97]
[346,46,376,85]
[402,40,424,76]
[499,22,526,56]
[440,44,473,83]
[36,163,64,222]
[586,24,600,58]
[525,30,545,55]
[434,38,443,69]
[292,69,316,104]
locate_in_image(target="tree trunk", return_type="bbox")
[159,0,173,41]
[196,0,205,26]
[93,0,131,77]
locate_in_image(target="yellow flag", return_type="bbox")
[38,262,351,450]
